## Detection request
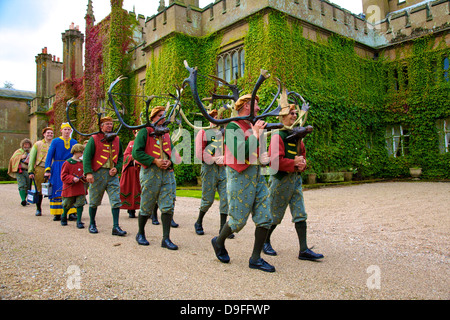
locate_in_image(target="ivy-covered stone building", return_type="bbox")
[42,0,449,182]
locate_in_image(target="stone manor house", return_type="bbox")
[1,0,449,180]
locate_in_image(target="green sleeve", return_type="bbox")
[132,128,155,167]
[115,142,124,172]
[83,137,95,174]
[28,144,38,174]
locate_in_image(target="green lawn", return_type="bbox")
[0,182,219,200]
[176,189,219,200]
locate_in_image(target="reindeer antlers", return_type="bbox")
[183,60,284,130]
[65,98,123,137]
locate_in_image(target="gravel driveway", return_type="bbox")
[0,181,448,301]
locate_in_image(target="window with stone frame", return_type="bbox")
[436,117,450,154]
[216,46,245,83]
[443,56,449,82]
[385,124,410,157]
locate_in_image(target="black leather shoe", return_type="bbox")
[53,215,61,221]
[211,237,230,263]
[161,238,178,250]
[136,233,149,246]
[89,224,98,234]
[151,215,160,225]
[35,210,42,216]
[128,210,136,218]
[61,217,68,226]
[249,258,275,272]
[112,226,127,236]
[21,200,27,206]
[194,222,204,235]
[298,248,324,261]
[263,242,277,256]
[76,221,85,229]
[68,213,77,221]
[171,219,179,228]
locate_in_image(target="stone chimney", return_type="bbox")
[158,0,165,12]
[62,23,85,79]
[35,47,63,99]
[169,0,199,7]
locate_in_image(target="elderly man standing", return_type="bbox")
[28,127,54,216]
[132,106,178,250]
[211,94,275,272]
[8,138,33,206]
[83,116,125,236]
[44,123,77,220]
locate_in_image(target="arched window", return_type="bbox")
[216,45,245,83]
[224,54,232,83]
[217,56,224,80]
[232,51,239,80]
[240,49,245,77]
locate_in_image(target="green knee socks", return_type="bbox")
[112,207,120,227]
[19,189,27,202]
[76,207,83,223]
[61,208,68,222]
[264,224,277,244]
[196,210,206,225]
[250,227,269,261]
[138,214,149,235]
[216,222,233,247]
[219,214,228,232]
[89,207,97,225]
[89,207,121,227]
[295,221,308,252]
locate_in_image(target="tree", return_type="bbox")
[3,81,14,89]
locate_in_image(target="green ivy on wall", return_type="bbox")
[241,10,449,180]
[49,5,449,184]
[50,0,138,145]
[143,31,223,184]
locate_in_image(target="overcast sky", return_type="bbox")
[0,0,363,92]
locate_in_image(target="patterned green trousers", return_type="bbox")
[200,163,227,214]
[88,168,121,209]
[269,172,307,225]
[226,165,272,233]
[62,195,86,210]
[169,170,176,210]
[16,170,30,192]
[139,165,174,216]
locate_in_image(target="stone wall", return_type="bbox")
[0,95,32,168]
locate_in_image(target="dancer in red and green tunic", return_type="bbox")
[194,109,229,236]
[83,117,125,236]
[132,106,178,250]
[211,94,275,272]
[266,104,323,261]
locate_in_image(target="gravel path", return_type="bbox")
[0,181,448,300]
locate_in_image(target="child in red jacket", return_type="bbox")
[61,144,87,228]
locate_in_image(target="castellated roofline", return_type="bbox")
[128,0,448,53]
